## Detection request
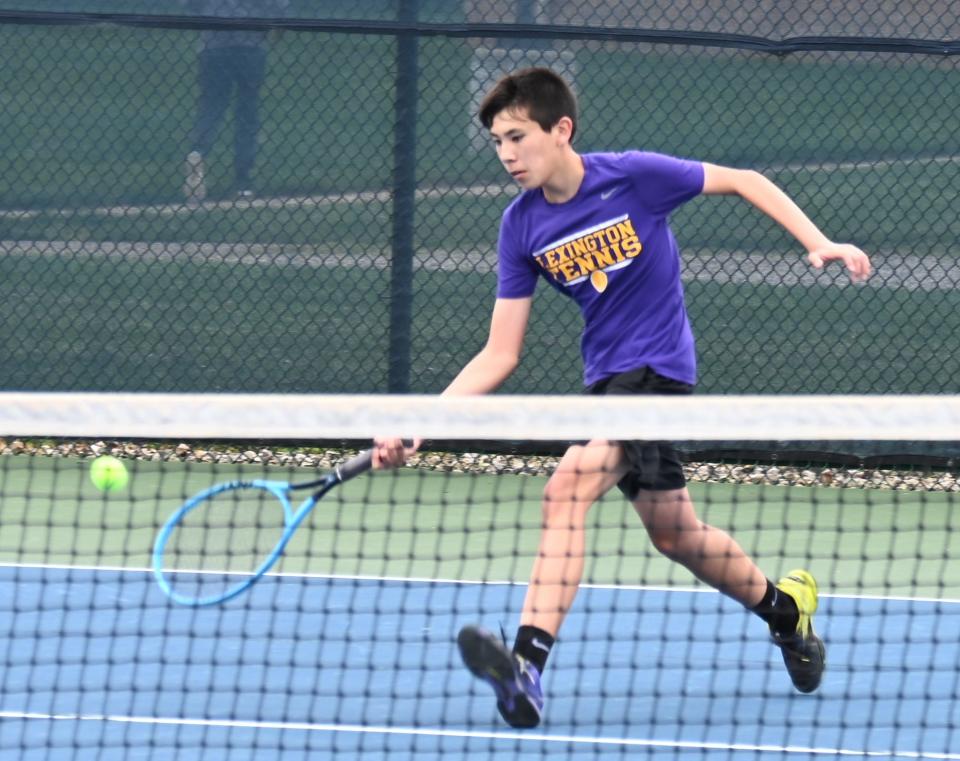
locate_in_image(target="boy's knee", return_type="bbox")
[541,479,589,523]
[647,527,678,558]
[646,523,696,559]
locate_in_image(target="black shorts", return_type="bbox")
[584,366,693,499]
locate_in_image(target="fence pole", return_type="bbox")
[388,0,419,392]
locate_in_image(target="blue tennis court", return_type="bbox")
[2,564,957,760]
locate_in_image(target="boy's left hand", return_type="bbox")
[807,243,872,283]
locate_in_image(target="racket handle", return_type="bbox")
[335,449,373,482]
[335,439,415,482]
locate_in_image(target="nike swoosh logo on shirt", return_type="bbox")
[600,188,618,200]
[531,637,551,653]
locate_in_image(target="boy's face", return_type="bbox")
[489,107,570,190]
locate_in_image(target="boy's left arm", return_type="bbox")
[701,163,871,282]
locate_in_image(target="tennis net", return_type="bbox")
[1,392,958,760]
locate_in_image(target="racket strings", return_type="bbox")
[161,484,290,602]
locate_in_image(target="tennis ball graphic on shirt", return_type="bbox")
[590,270,608,293]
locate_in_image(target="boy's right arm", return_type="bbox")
[372,297,532,468]
[441,296,532,396]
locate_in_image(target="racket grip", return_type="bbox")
[335,449,373,482]
[337,439,415,482]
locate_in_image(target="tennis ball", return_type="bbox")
[90,455,129,492]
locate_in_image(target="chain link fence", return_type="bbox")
[0,1,958,396]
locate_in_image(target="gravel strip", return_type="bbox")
[3,439,957,493]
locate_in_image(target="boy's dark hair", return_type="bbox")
[479,68,578,142]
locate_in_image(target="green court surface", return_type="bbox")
[2,244,958,395]
[1,25,958,212]
[2,31,957,251]
[1,454,956,599]
[1,20,958,395]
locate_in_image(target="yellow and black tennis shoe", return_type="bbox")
[771,569,826,693]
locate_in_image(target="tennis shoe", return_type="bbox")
[457,625,543,728]
[772,569,825,693]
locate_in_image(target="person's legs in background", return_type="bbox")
[185,48,233,203]
[232,46,267,197]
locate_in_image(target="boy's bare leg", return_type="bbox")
[520,440,628,635]
[631,487,766,607]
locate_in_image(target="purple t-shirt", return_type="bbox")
[497,151,704,386]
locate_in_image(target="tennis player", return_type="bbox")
[374,68,870,728]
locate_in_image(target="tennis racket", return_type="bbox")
[153,447,379,606]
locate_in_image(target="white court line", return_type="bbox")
[3,561,956,758]
[1,560,958,605]
[0,151,956,221]
[768,153,960,174]
[0,709,956,759]
[0,183,518,221]
[3,239,958,292]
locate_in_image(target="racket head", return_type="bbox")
[152,479,295,606]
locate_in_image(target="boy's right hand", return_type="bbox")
[371,438,421,469]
